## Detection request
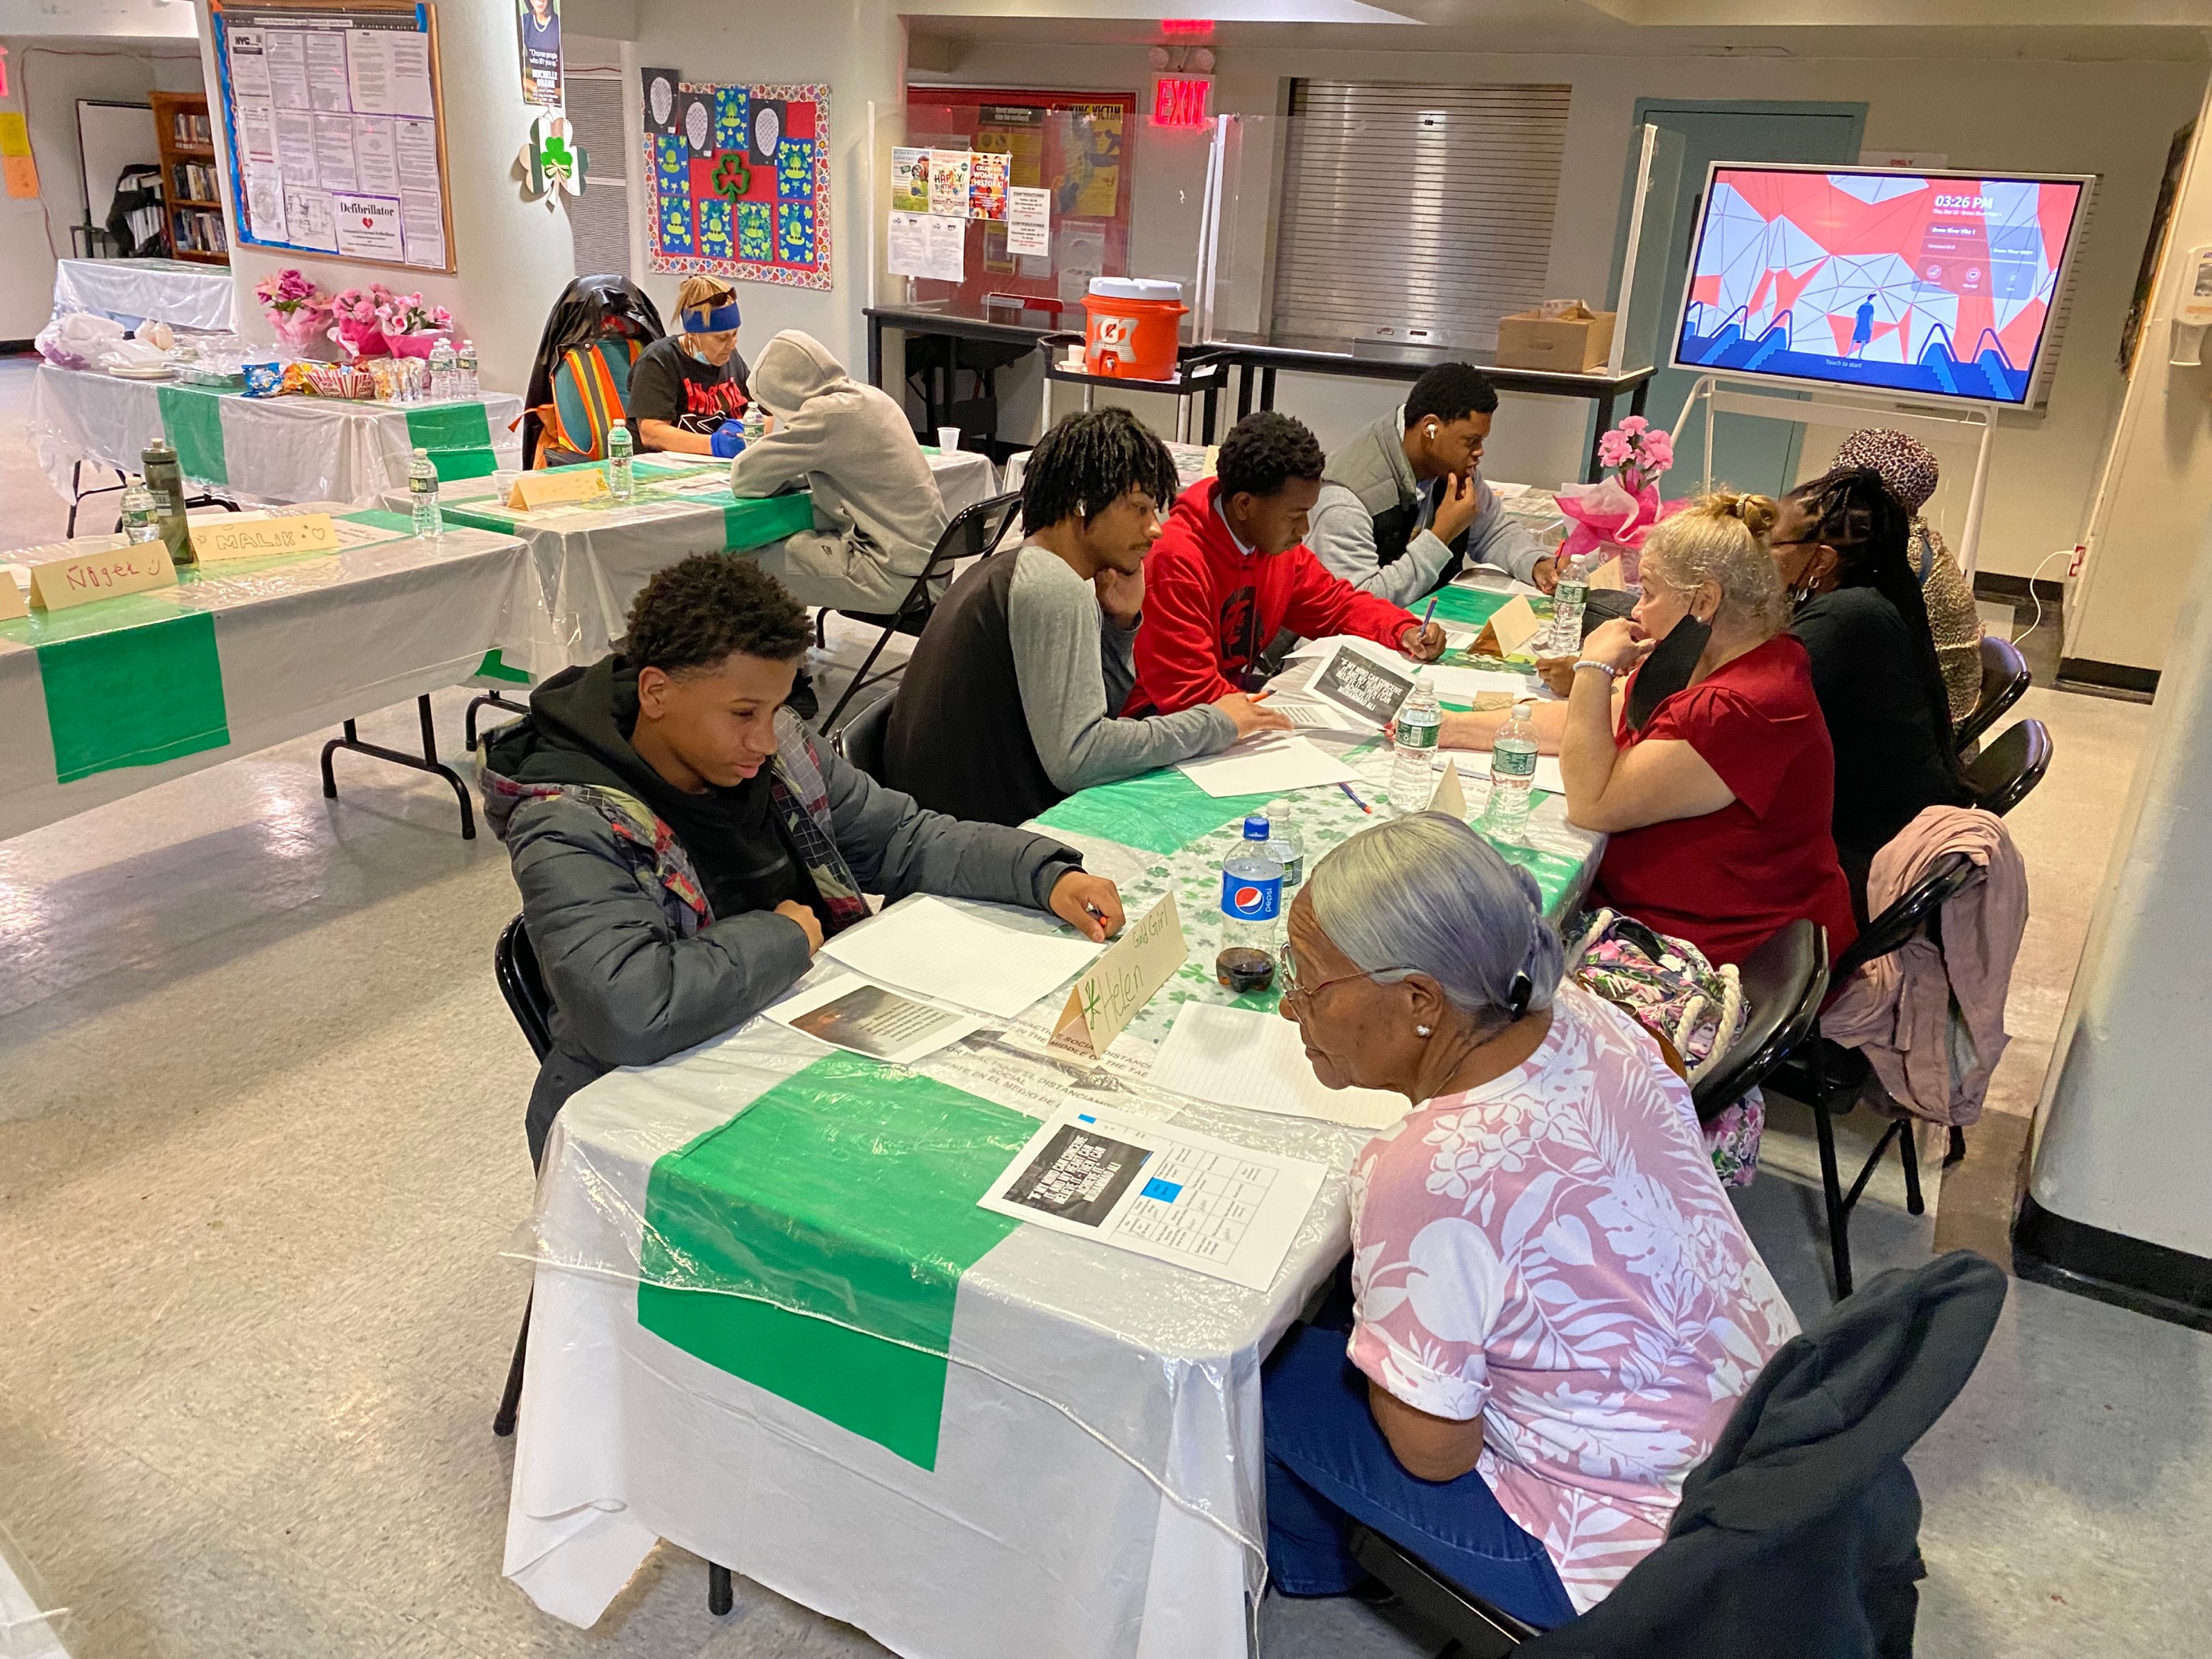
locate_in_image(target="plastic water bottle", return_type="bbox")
[607,422,635,503]
[1549,569,1589,654]
[428,339,457,401]
[1216,817,1284,994]
[1386,668,1441,814]
[409,446,441,537]
[1265,803,1305,888]
[120,478,159,543]
[1484,700,1540,845]
[457,339,480,399]
[743,401,766,447]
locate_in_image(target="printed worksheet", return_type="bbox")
[979,1106,1327,1292]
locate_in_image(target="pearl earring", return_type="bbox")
[1416,1024,1433,1037]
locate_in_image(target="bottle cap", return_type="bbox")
[1242,815,1270,839]
[413,446,429,458]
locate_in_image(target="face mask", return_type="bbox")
[1625,610,1713,732]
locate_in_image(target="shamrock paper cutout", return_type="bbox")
[712,151,751,203]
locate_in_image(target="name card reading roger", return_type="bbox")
[28,543,176,612]
[191,513,342,563]
[1050,892,1187,1061]
[508,469,611,512]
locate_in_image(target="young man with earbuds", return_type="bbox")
[1308,363,1558,607]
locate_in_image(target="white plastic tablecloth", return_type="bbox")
[50,257,237,332]
[0,520,542,841]
[393,449,998,675]
[504,733,1603,1657]
[28,363,524,508]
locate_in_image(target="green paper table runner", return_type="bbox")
[405,402,498,482]
[637,1055,1032,1469]
[1035,766,1283,856]
[155,382,229,486]
[33,610,230,783]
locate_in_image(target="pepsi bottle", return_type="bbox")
[1216,815,1284,994]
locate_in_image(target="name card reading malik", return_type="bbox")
[978,1106,1327,1292]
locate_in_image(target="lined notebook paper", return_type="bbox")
[1149,1003,1409,1131]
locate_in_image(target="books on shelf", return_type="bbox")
[172,160,221,203]
[171,109,213,146]
[171,206,228,255]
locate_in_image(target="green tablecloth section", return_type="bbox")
[1423,585,1512,629]
[637,1055,1032,1470]
[155,382,229,485]
[406,402,498,482]
[33,610,230,783]
[2,508,410,786]
[1034,766,1282,857]
[439,465,818,556]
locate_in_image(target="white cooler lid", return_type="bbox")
[1087,276,1183,302]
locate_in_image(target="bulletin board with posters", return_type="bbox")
[643,79,830,290]
[207,0,456,273]
[899,88,1135,316]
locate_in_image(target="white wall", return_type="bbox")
[0,35,202,339]
[919,34,2207,581]
[190,0,575,394]
[623,0,907,378]
[2065,73,2212,675]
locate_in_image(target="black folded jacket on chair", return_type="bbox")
[1520,1250,2006,1659]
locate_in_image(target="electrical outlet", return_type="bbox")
[2068,544,2086,578]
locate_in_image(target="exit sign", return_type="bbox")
[1151,74,1214,129]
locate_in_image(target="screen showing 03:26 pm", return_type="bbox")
[1673,168,2086,406]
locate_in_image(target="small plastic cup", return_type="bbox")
[936,426,962,453]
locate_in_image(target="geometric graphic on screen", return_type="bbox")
[1675,167,2087,406]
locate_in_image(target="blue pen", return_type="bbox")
[1338,781,1373,815]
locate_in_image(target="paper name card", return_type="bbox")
[1488,594,1547,658]
[1051,892,1187,1061]
[1428,759,1468,818]
[1587,555,1628,592]
[0,569,26,621]
[508,469,611,512]
[28,544,176,611]
[191,513,341,563]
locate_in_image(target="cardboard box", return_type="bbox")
[1496,305,1617,373]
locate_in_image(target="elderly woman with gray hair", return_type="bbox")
[1261,814,1799,1622]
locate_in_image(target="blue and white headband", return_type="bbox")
[681,299,742,334]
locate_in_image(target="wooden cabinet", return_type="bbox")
[150,90,229,266]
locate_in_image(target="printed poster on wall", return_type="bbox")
[517,0,562,108]
[890,147,928,214]
[967,150,1007,222]
[645,80,831,291]
[211,1,451,271]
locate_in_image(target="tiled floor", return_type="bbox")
[3,357,2206,1657]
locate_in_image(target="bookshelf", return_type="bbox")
[150,91,229,265]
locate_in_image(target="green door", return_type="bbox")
[1622,102,1867,497]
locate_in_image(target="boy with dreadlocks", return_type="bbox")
[883,408,1291,826]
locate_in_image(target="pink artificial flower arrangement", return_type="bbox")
[1555,415,1684,584]
[327,284,454,359]
[376,289,453,339]
[254,267,326,319]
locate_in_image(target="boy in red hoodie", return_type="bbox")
[1125,412,1447,716]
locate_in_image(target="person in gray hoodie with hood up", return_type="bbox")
[480,553,1124,1166]
[729,328,949,614]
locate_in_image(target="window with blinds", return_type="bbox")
[1269,81,1571,352]
[563,74,633,281]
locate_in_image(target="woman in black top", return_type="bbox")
[627,275,753,455]
[1771,467,1973,917]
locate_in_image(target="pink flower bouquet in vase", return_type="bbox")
[327,285,391,359]
[375,289,454,359]
[255,268,335,357]
[1554,416,1681,588]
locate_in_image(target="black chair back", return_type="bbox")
[1954,635,2030,751]
[1692,920,1828,1123]
[836,692,892,782]
[820,489,1022,729]
[1834,852,1975,982]
[1963,718,2051,818]
[495,914,556,1063]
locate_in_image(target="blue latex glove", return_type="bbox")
[709,422,747,459]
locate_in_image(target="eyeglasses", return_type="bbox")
[1279,942,1410,1008]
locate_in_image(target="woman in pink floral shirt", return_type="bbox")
[1263,814,1799,1624]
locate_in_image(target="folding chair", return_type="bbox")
[1690,920,1828,1124]
[1953,635,2030,752]
[833,690,892,783]
[489,915,739,1614]
[1963,718,2052,817]
[818,490,1022,730]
